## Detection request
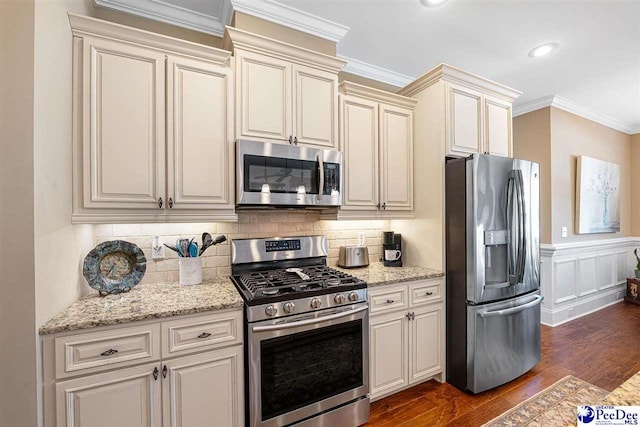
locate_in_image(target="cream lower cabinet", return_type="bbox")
[70,14,236,223]
[44,310,244,427]
[368,278,444,401]
[224,27,345,149]
[398,64,520,159]
[332,82,416,220]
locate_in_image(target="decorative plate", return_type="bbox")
[83,240,147,296]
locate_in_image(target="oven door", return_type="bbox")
[237,139,343,207]
[248,304,369,427]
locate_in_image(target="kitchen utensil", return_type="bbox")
[213,235,227,245]
[337,246,370,268]
[179,239,190,258]
[188,242,198,258]
[199,234,226,256]
[285,267,310,281]
[164,243,181,256]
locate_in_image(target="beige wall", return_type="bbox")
[513,107,552,243]
[550,107,632,243]
[233,11,335,55]
[632,133,640,235]
[0,1,38,425]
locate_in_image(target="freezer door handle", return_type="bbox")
[479,295,543,318]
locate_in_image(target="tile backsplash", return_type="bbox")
[94,212,390,284]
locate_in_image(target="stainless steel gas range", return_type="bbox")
[230,236,370,427]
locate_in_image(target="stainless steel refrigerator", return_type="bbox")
[446,154,542,394]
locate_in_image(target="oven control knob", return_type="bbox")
[348,292,359,302]
[310,298,322,309]
[265,305,278,317]
[334,294,346,304]
[283,302,295,314]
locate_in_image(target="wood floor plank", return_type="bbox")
[366,301,640,426]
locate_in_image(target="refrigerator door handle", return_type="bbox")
[515,170,527,284]
[479,295,544,318]
[506,172,518,285]
[506,169,526,285]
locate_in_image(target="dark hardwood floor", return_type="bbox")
[366,301,640,426]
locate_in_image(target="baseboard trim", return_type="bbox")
[541,285,625,327]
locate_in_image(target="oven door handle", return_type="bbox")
[252,305,368,332]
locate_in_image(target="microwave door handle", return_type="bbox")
[317,152,324,201]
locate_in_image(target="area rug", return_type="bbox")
[482,376,609,427]
[602,371,640,406]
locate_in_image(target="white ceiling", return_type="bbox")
[278,0,640,132]
[96,0,640,132]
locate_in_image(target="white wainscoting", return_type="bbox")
[540,237,638,326]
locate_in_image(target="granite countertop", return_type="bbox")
[39,278,243,335]
[335,262,444,287]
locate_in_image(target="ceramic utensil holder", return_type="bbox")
[179,257,202,286]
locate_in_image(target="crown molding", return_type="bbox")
[93,0,230,36]
[514,95,638,135]
[398,63,522,102]
[69,13,231,64]
[223,26,346,73]
[229,0,349,43]
[339,81,417,109]
[339,56,414,89]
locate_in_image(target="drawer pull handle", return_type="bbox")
[197,332,212,339]
[386,299,395,304]
[425,292,434,296]
[100,348,118,357]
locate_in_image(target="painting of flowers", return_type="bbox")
[576,155,621,234]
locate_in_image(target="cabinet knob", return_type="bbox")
[381,202,387,210]
[294,136,298,145]
[197,332,211,339]
[100,348,118,357]
[425,291,433,296]
[168,197,174,208]
[289,136,293,145]
[386,299,395,304]
[153,367,159,380]
[162,365,167,379]
[158,197,163,208]
[406,312,411,320]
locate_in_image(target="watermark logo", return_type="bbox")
[578,406,596,424]
[577,406,640,426]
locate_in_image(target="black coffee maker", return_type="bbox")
[383,231,402,267]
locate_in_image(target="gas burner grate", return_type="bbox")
[237,266,362,298]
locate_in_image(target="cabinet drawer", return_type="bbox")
[410,280,443,306]
[162,310,242,358]
[55,324,160,379]
[369,286,408,314]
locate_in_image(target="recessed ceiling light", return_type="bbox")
[528,42,559,58]
[420,0,450,7]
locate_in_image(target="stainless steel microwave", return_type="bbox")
[236,139,343,208]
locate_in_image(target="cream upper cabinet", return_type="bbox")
[340,95,379,210]
[166,55,234,210]
[70,14,237,223]
[224,27,345,149]
[484,96,512,157]
[331,82,416,220]
[398,64,521,160]
[55,363,162,427]
[369,311,409,399]
[380,103,414,211]
[448,84,483,156]
[162,347,243,427]
[236,49,292,142]
[293,64,339,148]
[81,36,166,210]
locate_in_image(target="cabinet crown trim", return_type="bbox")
[222,26,346,73]
[398,63,522,101]
[339,81,417,109]
[68,13,232,64]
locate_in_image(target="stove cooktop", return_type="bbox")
[232,264,366,306]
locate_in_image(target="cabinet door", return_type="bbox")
[447,83,483,156]
[409,305,443,384]
[56,363,161,427]
[370,311,409,400]
[340,95,379,210]
[82,37,166,210]
[293,64,338,148]
[484,96,512,157]
[162,347,243,427]
[167,56,234,210]
[379,103,413,211]
[236,50,292,142]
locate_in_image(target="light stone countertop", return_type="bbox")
[39,278,243,335]
[334,262,444,287]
